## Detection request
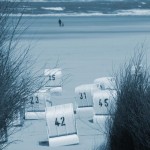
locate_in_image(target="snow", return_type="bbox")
[6,15,150,150]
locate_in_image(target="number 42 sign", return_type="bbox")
[55,117,65,126]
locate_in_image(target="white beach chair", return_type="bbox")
[94,77,116,90]
[45,103,79,147]
[25,89,50,120]
[44,68,62,87]
[93,90,116,132]
[75,84,99,118]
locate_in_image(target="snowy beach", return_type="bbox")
[20,15,150,98]
[5,15,150,150]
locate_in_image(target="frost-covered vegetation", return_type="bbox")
[101,50,150,150]
[0,1,41,149]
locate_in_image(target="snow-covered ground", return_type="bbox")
[6,15,150,150]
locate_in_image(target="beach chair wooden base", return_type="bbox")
[76,107,93,119]
[25,111,45,120]
[48,134,79,147]
[93,115,111,133]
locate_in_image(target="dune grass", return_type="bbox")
[0,1,42,149]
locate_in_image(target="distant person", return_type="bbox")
[58,18,62,27]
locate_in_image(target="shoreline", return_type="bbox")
[11,13,150,17]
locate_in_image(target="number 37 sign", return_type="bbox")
[45,103,79,147]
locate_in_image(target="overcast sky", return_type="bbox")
[7,0,150,2]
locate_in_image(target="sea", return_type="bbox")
[2,0,150,16]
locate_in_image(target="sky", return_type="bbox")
[7,0,150,2]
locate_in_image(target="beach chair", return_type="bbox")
[25,89,50,120]
[94,77,116,90]
[93,90,116,131]
[44,68,62,88]
[45,103,79,147]
[44,68,63,96]
[75,84,99,118]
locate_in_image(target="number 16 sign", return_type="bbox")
[45,103,79,147]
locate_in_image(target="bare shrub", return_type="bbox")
[0,1,42,149]
[104,50,150,150]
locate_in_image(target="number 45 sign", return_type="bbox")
[45,103,79,147]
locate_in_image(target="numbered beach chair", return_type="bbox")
[25,89,50,120]
[94,77,116,90]
[44,68,63,96]
[75,84,99,118]
[93,90,116,131]
[45,103,79,147]
[44,68,62,88]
